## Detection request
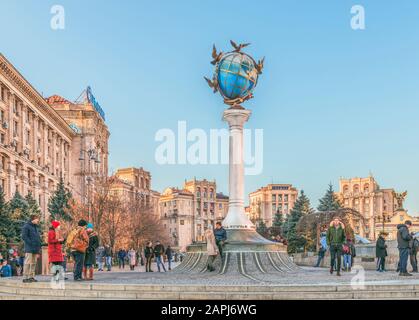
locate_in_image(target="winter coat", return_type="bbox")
[205,229,219,256]
[397,224,412,249]
[104,247,113,257]
[85,232,99,265]
[118,250,127,260]
[48,228,64,263]
[128,250,136,266]
[0,264,12,277]
[96,246,105,259]
[68,226,89,253]
[144,246,154,258]
[165,247,173,258]
[21,221,41,254]
[326,224,346,246]
[214,227,227,242]
[375,236,387,258]
[410,238,419,255]
[153,244,165,257]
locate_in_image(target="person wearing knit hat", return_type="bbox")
[84,223,99,280]
[48,220,65,282]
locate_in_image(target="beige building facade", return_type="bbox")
[249,184,298,227]
[159,178,229,251]
[0,54,75,220]
[0,53,110,221]
[336,176,400,240]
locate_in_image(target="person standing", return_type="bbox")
[118,248,127,269]
[0,260,12,277]
[153,241,167,272]
[326,217,346,276]
[96,245,105,271]
[84,224,99,280]
[205,228,219,272]
[165,246,173,271]
[144,242,154,272]
[104,245,113,271]
[397,220,413,276]
[48,220,65,282]
[314,233,328,268]
[376,232,388,272]
[67,220,89,281]
[214,222,227,258]
[21,214,41,283]
[342,238,353,272]
[128,248,136,271]
[409,233,418,273]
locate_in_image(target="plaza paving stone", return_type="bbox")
[2,266,419,287]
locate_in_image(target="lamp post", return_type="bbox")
[79,147,101,221]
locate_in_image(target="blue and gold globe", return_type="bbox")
[216,52,258,101]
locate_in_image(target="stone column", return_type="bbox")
[222,108,255,230]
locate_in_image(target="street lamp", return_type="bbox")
[79,147,101,221]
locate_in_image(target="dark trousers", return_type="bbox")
[216,240,224,258]
[410,252,418,272]
[72,251,85,280]
[207,255,216,271]
[376,257,386,271]
[315,251,325,267]
[146,256,153,272]
[399,248,410,273]
[330,244,342,272]
[118,258,125,269]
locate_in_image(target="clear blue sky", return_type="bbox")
[2,0,419,214]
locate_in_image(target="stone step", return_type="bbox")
[1,281,419,300]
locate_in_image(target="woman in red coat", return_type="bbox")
[48,220,65,281]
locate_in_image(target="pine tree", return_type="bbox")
[270,211,283,237]
[48,177,73,222]
[284,190,314,253]
[317,183,342,212]
[0,186,12,250]
[25,192,46,235]
[256,219,269,238]
[8,191,29,243]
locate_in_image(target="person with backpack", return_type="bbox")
[409,233,419,273]
[48,220,65,282]
[376,232,388,272]
[326,216,346,276]
[67,220,89,281]
[342,238,353,272]
[84,223,99,280]
[21,214,42,283]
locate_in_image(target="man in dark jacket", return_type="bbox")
[326,217,346,276]
[214,222,227,258]
[153,241,167,272]
[397,221,413,276]
[117,249,127,269]
[104,246,113,271]
[165,246,173,270]
[376,232,388,272]
[21,214,41,283]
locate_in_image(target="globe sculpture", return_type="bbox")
[173,41,298,279]
[204,40,264,107]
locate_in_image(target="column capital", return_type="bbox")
[222,108,251,127]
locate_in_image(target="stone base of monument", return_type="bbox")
[173,229,300,280]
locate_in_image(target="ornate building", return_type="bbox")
[159,178,229,251]
[248,184,298,227]
[0,54,74,220]
[336,176,400,240]
[110,167,160,216]
[46,89,109,205]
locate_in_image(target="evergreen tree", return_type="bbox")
[284,190,314,253]
[0,186,12,250]
[317,183,342,212]
[256,219,269,238]
[270,211,283,237]
[25,192,46,236]
[48,177,73,222]
[8,191,29,243]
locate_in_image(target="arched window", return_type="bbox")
[363,183,369,193]
[343,185,349,193]
[353,184,360,193]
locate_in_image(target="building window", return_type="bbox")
[284,195,288,202]
[13,121,18,137]
[272,194,276,203]
[0,133,4,144]
[278,194,282,202]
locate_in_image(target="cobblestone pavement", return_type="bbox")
[3,266,419,286]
